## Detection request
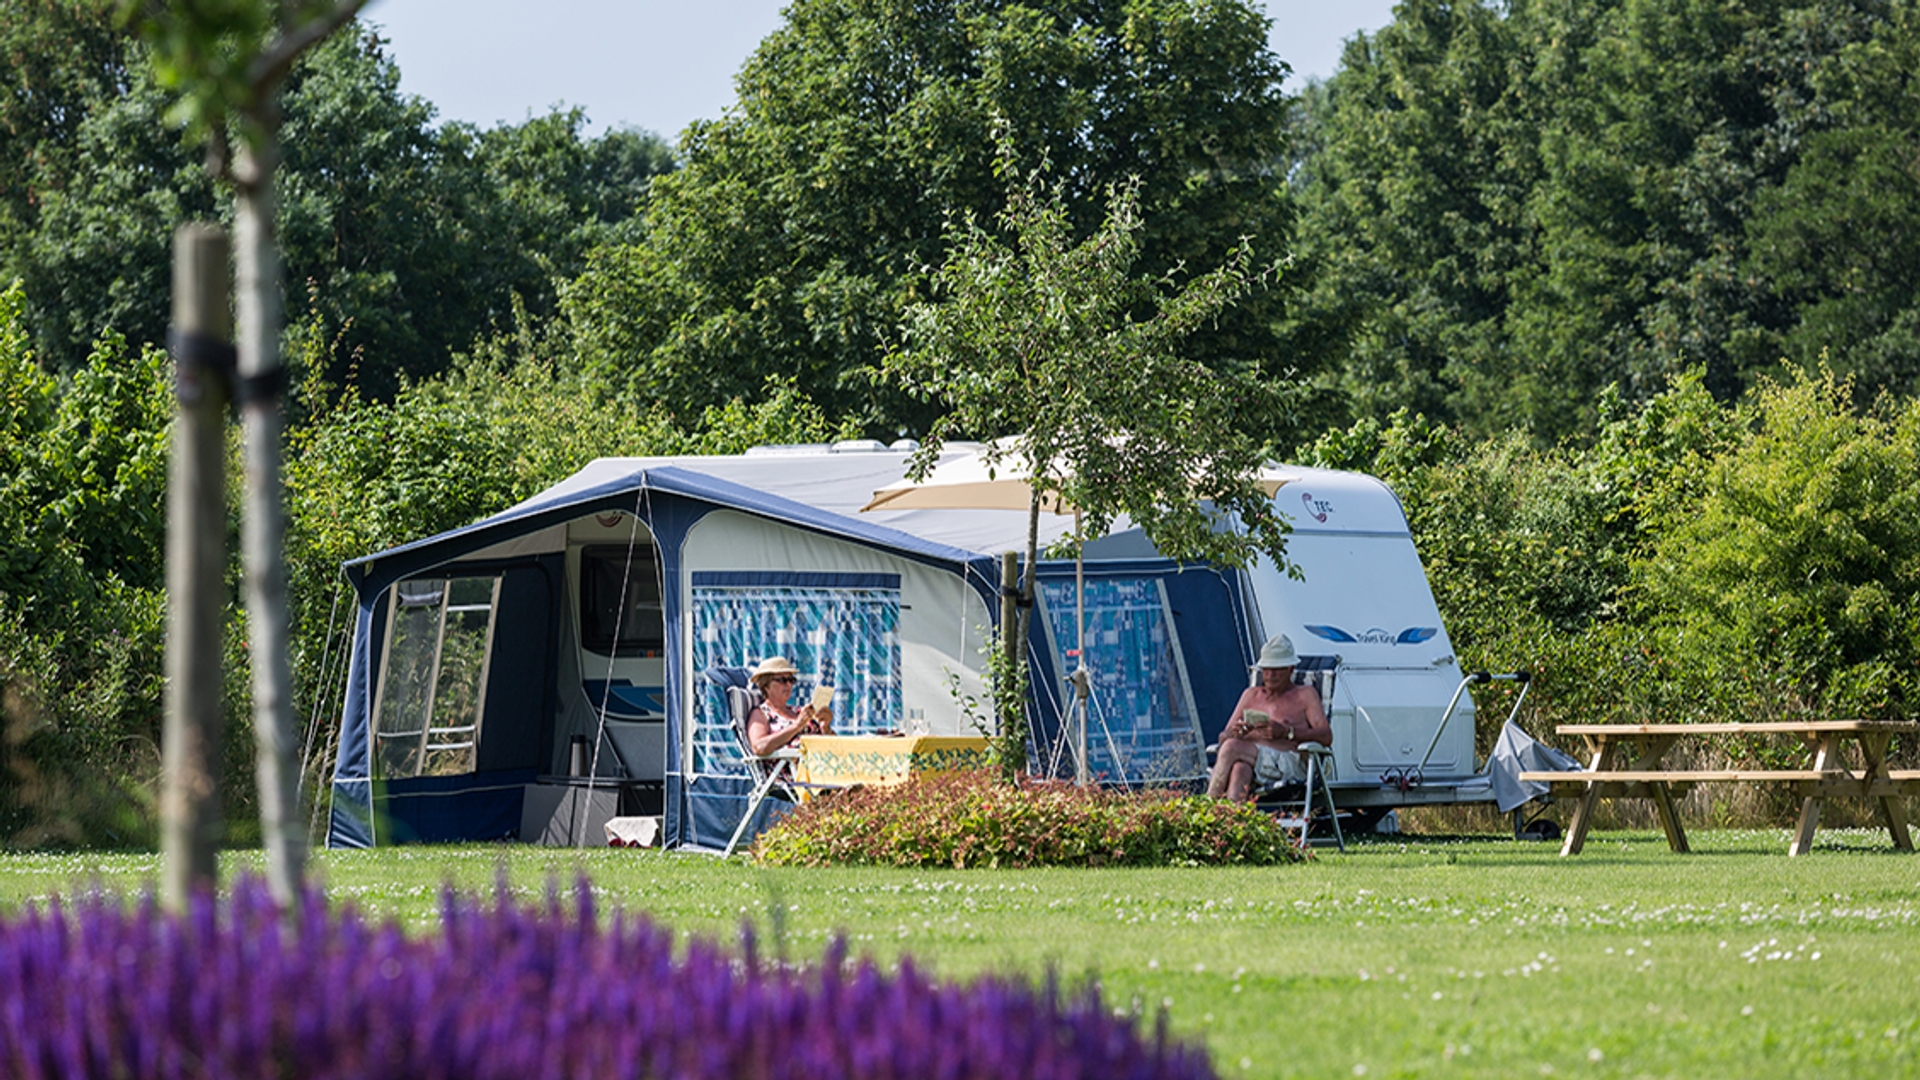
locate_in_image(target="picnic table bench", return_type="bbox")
[1519,721,1920,856]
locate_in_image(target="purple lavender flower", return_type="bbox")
[0,876,1216,1080]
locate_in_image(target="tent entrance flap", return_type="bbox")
[681,571,904,848]
[372,575,501,778]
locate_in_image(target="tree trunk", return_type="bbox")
[1008,489,1041,775]
[234,136,305,904]
[161,224,231,911]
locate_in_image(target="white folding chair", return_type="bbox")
[1271,657,1344,851]
[1206,655,1346,851]
[1278,742,1343,852]
[716,679,803,858]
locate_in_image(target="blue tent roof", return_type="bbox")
[344,456,1011,598]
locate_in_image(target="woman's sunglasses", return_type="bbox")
[769,675,796,685]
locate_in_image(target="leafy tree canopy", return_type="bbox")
[565,0,1293,433]
[1,8,673,394]
[1745,2,1920,393]
[1285,0,1918,442]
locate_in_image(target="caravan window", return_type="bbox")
[581,545,664,656]
[372,576,498,779]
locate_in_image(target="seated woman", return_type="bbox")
[1207,634,1331,801]
[745,656,833,757]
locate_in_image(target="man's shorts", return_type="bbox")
[1253,745,1305,785]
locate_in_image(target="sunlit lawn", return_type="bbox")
[6,828,1918,1078]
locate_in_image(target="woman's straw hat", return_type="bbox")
[749,656,799,686]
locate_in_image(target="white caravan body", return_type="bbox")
[1244,468,1494,809]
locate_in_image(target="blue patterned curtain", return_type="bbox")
[1040,576,1204,784]
[691,579,901,775]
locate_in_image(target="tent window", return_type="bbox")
[1037,576,1206,785]
[372,576,498,779]
[690,581,900,775]
[581,544,664,656]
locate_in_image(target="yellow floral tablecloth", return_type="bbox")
[797,735,990,787]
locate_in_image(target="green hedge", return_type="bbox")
[756,770,1306,868]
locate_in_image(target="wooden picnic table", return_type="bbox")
[1520,721,1920,856]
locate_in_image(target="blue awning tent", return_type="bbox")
[326,446,1264,850]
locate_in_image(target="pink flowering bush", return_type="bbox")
[0,876,1215,1080]
[757,769,1303,868]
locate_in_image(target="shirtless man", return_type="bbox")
[1206,634,1332,801]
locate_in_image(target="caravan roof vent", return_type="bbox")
[830,439,889,453]
[889,438,921,452]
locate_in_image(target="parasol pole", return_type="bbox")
[1073,506,1090,786]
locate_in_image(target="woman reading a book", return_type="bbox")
[1206,635,1332,801]
[745,656,834,757]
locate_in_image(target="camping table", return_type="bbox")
[1526,722,1920,857]
[797,734,991,788]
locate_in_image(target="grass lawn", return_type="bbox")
[5,828,1918,1078]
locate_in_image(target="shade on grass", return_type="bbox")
[0,876,1214,1080]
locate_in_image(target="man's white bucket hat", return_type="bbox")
[1257,634,1298,669]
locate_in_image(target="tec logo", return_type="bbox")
[1300,491,1333,523]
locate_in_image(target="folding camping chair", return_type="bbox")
[702,667,800,858]
[1209,655,1346,852]
[1277,656,1344,850]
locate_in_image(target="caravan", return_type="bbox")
[1230,468,1511,819]
[325,445,1515,850]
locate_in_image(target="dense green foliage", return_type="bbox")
[757,769,1304,867]
[0,282,171,845]
[564,0,1294,430]
[1,3,672,394]
[1638,371,1920,720]
[1287,0,1920,439]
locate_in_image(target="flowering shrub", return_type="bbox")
[757,770,1304,868]
[0,876,1215,1080]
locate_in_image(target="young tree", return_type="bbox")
[884,142,1296,778]
[124,0,370,905]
